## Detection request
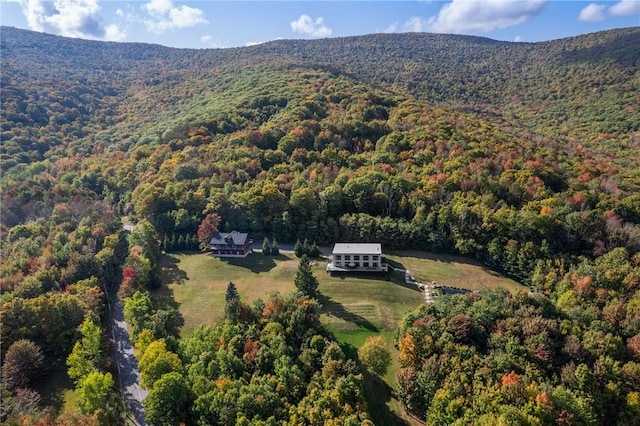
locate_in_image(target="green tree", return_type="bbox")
[123,290,154,342]
[224,281,241,322]
[66,317,104,383]
[262,237,272,255]
[289,187,320,222]
[2,339,44,390]
[294,239,304,257]
[77,371,117,420]
[144,372,193,426]
[426,388,465,426]
[128,219,160,264]
[271,239,280,256]
[358,335,391,377]
[139,340,182,388]
[294,255,319,298]
[309,240,321,258]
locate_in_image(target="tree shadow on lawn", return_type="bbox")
[160,254,189,285]
[151,284,186,334]
[329,269,422,294]
[318,293,379,332]
[364,372,413,426]
[384,257,406,271]
[36,369,66,414]
[222,253,277,273]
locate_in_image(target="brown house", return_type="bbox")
[209,231,253,258]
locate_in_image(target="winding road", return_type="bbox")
[112,299,148,425]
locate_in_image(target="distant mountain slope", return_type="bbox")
[253,29,640,136]
[1,26,638,172]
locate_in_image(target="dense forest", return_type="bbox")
[1,26,639,424]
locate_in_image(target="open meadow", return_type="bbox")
[158,249,523,341]
[158,251,427,336]
[157,248,523,353]
[386,250,524,293]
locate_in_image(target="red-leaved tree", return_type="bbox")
[197,213,221,250]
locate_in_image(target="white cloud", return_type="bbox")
[383,22,398,33]
[579,0,640,22]
[514,35,523,42]
[12,0,125,41]
[609,0,640,16]
[290,14,332,37]
[142,0,208,33]
[411,0,547,34]
[244,37,282,47]
[579,3,608,21]
[105,23,125,41]
[200,34,226,48]
[402,16,431,32]
[143,0,172,16]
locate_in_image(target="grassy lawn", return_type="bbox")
[385,250,525,293]
[158,252,424,337]
[158,249,523,424]
[158,252,298,335]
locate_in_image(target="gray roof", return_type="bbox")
[210,231,249,246]
[332,243,382,255]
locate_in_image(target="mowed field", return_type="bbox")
[158,249,523,340]
[157,251,425,337]
[386,250,524,293]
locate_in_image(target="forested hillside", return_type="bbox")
[1,26,639,424]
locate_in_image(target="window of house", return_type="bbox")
[353,255,360,261]
[363,262,369,267]
[344,255,351,261]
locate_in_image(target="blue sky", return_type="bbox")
[1,0,638,48]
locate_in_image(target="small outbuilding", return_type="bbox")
[210,231,253,258]
[326,243,388,273]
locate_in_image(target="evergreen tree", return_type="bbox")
[262,237,272,255]
[177,235,185,251]
[294,255,319,298]
[294,239,303,257]
[224,281,241,322]
[187,234,198,251]
[309,240,321,258]
[271,239,280,256]
[2,339,44,390]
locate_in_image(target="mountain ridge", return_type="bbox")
[2,25,638,155]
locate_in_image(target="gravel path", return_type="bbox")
[112,299,148,426]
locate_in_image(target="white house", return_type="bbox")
[326,243,388,273]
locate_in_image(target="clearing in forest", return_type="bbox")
[158,250,522,337]
[157,249,523,426]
